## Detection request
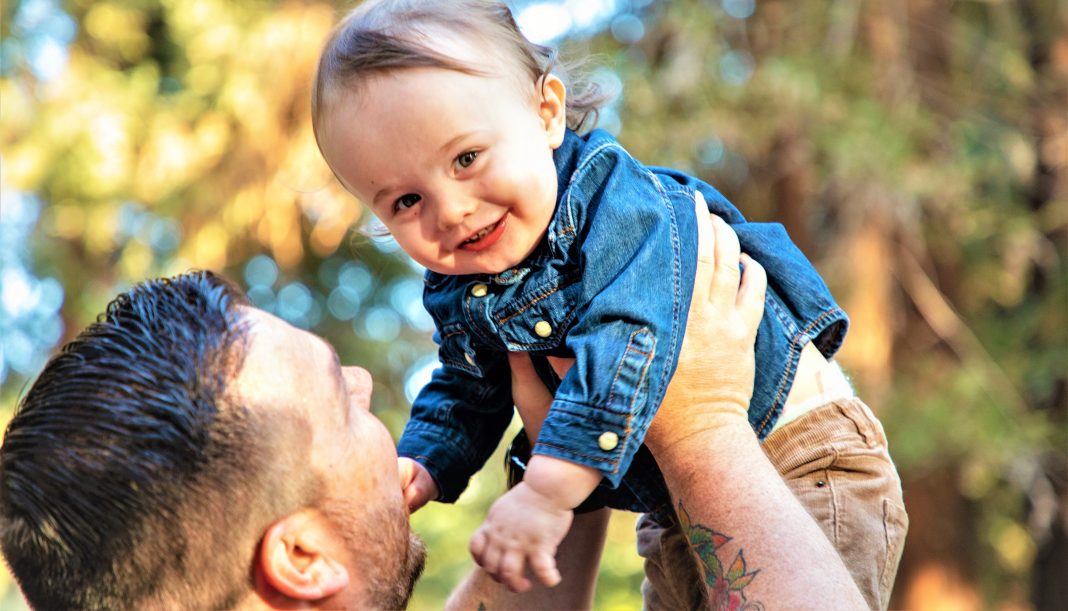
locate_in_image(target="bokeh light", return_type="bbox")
[610,13,645,45]
[719,49,755,86]
[404,356,440,403]
[722,0,756,20]
[0,190,65,384]
[359,305,402,343]
[8,0,77,81]
[244,254,280,288]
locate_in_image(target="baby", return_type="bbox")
[311,1,906,607]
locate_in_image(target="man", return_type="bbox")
[0,202,865,608]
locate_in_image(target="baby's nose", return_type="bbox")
[436,196,478,230]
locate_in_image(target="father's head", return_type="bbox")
[0,271,424,609]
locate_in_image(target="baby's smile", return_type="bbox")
[459,215,508,252]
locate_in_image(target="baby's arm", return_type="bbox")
[469,455,601,592]
[397,340,514,504]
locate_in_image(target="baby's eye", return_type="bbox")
[394,194,421,212]
[456,150,479,169]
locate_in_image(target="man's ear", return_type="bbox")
[256,512,350,601]
[538,74,567,149]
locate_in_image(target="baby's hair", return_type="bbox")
[311,0,613,143]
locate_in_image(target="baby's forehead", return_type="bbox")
[414,24,524,75]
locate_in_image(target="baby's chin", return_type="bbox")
[427,254,529,277]
[424,232,548,276]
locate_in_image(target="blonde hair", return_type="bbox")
[311,0,612,144]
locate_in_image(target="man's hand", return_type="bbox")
[468,482,574,593]
[397,457,438,513]
[645,191,767,456]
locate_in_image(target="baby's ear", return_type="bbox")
[538,74,567,148]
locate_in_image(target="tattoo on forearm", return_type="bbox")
[678,501,765,611]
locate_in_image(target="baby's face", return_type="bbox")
[319,53,567,276]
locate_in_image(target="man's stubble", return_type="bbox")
[323,495,426,609]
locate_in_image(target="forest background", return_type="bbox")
[1,0,1065,608]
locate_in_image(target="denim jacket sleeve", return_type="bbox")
[532,141,698,488]
[396,326,514,503]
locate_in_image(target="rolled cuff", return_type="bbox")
[533,398,644,488]
[397,425,476,504]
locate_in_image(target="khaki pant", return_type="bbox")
[637,398,908,610]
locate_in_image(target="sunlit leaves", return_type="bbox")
[0,0,352,340]
[84,3,151,63]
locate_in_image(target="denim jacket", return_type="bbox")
[397,129,848,512]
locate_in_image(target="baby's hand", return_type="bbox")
[397,457,438,513]
[469,482,573,593]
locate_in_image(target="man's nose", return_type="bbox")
[341,366,373,411]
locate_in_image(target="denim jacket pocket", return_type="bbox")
[496,278,580,351]
[438,322,483,377]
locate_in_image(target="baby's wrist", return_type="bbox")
[513,481,573,514]
[524,455,602,510]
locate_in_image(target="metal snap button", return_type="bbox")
[470,283,488,297]
[534,320,552,338]
[598,431,619,451]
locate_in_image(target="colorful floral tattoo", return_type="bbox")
[678,501,765,611]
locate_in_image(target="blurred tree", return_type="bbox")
[588,1,1066,607]
[1,0,1065,609]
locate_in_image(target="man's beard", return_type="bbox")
[388,532,427,608]
[323,496,427,609]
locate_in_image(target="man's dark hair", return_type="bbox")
[0,271,296,609]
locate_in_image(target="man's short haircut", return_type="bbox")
[0,271,309,609]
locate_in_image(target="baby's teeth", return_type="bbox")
[466,224,494,244]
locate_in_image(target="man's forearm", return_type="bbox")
[656,414,867,609]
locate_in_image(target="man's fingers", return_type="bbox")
[693,191,715,264]
[709,215,742,304]
[692,192,716,296]
[737,254,767,331]
[530,551,562,588]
